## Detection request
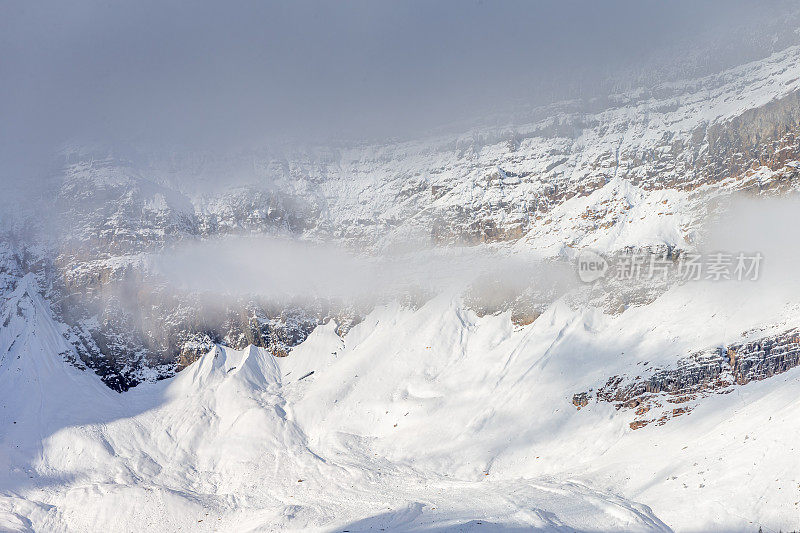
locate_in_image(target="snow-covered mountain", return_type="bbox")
[4,274,800,531]
[13,45,800,390]
[0,280,674,531]
[5,45,800,531]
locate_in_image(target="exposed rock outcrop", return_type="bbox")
[573,328,800,429]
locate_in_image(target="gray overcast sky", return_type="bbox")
[2,0,800,176]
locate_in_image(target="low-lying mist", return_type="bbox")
[695,194,800,315]
[145,191,800,319]
[152,236,575,305]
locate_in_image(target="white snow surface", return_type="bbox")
[2,273,800,532]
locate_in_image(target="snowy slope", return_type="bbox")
[0,284,671,532]
[287,289,800,532]
[3,273,800,531]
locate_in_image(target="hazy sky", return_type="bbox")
[3,0,800,176]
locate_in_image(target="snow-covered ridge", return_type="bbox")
[4,279,800,531]
[0,286,671,531]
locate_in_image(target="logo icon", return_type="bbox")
[576,248,608,283]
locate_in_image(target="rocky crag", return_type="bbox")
[573,328,800,429]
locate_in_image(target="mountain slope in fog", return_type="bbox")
[5,40,800,533]
[13,44,800,389]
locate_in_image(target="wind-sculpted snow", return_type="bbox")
[0,286,673,532]
[3,275,800,531]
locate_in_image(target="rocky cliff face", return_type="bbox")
[573,328,800,429]
[7,47,800,391]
